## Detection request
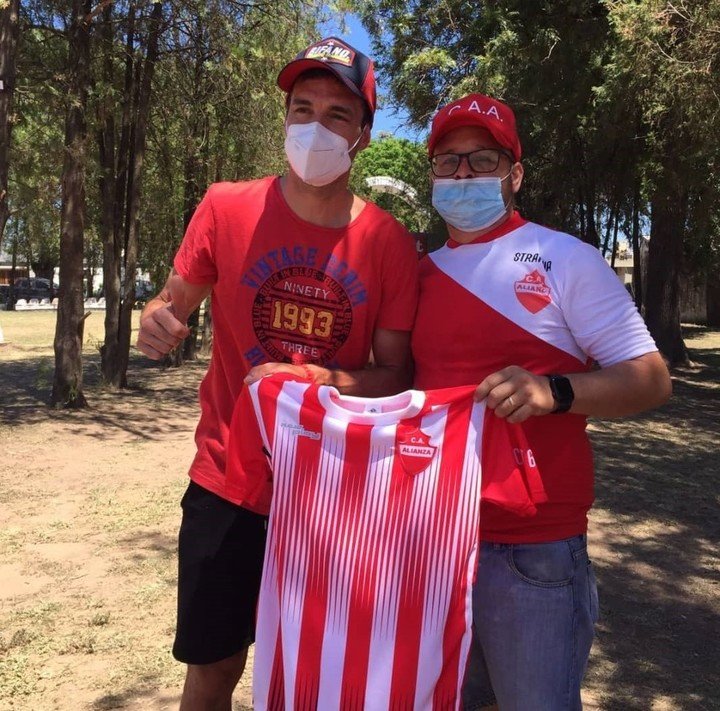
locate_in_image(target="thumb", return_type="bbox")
[473,375,495,403]
[167,274,200,325]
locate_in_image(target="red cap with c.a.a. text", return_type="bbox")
[428,93,522,161]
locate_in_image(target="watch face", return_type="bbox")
[553,377,572,400]
[549,375,574,412]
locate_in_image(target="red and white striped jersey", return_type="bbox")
[227,374,545,710]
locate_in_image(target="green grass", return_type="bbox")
[0,309,141,357]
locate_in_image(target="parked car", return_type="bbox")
[10,277,56,302]
[134,280,155,307]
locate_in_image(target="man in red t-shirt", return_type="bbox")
[414,93,671,709]
[136,37,418,710]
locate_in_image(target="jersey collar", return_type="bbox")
[447,211,527,249]
[319,387,426,425]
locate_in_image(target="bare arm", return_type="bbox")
[136,270,212,360]
[474,351,672,423]
[244,328,413,397]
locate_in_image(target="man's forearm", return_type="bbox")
[475,351,671,423]
[567,352,671,418]
[306,363,412,398]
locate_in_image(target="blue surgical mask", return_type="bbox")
[432,175,511,233]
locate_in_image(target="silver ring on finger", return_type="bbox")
[506,395,515,409]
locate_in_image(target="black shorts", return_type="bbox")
[172,480,268,665]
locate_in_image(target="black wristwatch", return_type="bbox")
[546,374,574,414]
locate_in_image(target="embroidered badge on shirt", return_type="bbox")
[396,427,437,476]
[514,269,552,314]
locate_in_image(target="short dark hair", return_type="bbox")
[286,68,372,128]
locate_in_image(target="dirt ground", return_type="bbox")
[0,312,718,710]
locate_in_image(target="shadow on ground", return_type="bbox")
[585,330,720,710]
[117,530,177,565]
[92,688,180,710]
[0,352,206,440]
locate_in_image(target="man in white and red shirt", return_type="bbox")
[414,93,672,710]
[226,373,547,710]
[136,38,418,710]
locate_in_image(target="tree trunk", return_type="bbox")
[182,307,200,360]
[601,208,613,257]
[98,3,123,386]
[85,262,94,298]
[117,1,163,387]
[200,299,212,355]
[172,124,206,365]
[0,0,20,247]
[178,133,205,364]
[52,0,92,408]
[99,3,136,386]
[167,10,211,368]
[645,173,689,367]
[577,184,586,241]
[8,220,18,309]
[610,211,619,270]
[707,278,720,328]
[571,133,599,248]
[631,185,643,311]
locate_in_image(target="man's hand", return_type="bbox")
[474,353,671,422]
[244,329,412,395]
[137,304,189,360]
[136,273,210,360]
[244,362,327,386]
[474,366,555,423]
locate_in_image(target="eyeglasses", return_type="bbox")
[430,148,512,177]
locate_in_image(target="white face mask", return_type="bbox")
[284,122,362,187]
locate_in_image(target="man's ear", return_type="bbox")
[356,124,371,154]
[511,161,524,194]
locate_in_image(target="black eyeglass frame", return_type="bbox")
[429,148,514,177]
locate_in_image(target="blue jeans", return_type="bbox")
[462,535,599,710]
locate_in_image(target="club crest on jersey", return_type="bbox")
[305,40,355,67]
[396,428,437,476]
[515,269,552,314]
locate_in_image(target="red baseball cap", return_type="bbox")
[277,37,377,126]
[428,93,522,161]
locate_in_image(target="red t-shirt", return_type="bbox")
[412,213,657,542]
[173,177,419,503]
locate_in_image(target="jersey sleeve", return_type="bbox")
[558,241,657,367]
[173,185,219,285]
[376,220,419,332]
[480,412,547,516]
[225,384,273,515]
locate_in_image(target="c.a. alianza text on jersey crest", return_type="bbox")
[396,427,437,475]
[305,40,355,67]
[514,269,552,314]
